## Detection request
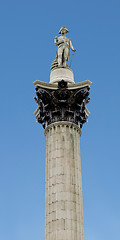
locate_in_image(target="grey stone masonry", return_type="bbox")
[44,121,84,240]
[34,76,91,240]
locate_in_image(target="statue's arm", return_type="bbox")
[54,36,58,46]
[70,39,76,52]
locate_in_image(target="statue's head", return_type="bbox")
[59,26,69,35]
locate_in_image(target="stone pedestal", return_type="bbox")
[44,122,84,240]
[50,67,74,84]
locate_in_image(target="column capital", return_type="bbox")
[34,80,91,129]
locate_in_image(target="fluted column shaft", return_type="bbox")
[44,121,84,240]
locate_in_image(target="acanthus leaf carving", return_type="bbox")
[34,80,90,129]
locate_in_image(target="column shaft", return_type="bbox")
[44,121,84,240]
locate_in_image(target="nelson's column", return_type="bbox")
[34,26,92,240]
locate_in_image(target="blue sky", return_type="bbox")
[0,0,120,239]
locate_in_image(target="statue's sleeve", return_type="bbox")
[70,39,75,51]
[54,36,58,46]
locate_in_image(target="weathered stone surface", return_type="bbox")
[50,67,74,84]
[44,122,84,240]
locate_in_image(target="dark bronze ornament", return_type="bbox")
[34,80,90,129]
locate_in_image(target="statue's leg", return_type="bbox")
[62,50,66,67]
[58,54,62,66]
[58,47,63,66]
[63,61,66,67]
[63,48,69,67]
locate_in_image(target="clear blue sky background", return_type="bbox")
[0,0,120,239]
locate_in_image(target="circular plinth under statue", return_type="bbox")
[50,67,75,84]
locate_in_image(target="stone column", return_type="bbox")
[34,76,91,240]
[44,121,84,240]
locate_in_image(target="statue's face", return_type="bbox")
[61,29,66,35]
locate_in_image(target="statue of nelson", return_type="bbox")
[54,26,76,67]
